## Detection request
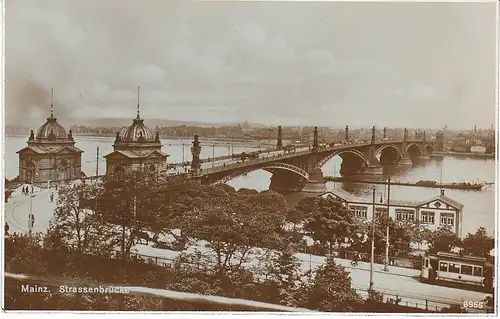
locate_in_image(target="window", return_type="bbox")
[395,209,415,221]
[375,207,387,218]
[440,213,454,226]
[349,206,367,219]
[421,211,435,224]
[448,263,460,274]
[473,266,483,277]
[439,262,448,272]
[425,259,429,268]
[461,265,473,276]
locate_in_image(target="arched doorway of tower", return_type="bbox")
[26,160,36,182]
[113,165,125,180]
[57,159,69,181]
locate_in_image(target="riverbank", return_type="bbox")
[324,176,492,191]
[434,151,495,159]
[6,133,280,146]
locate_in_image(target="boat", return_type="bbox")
[324,176,485,190]
[429,153,444,160]
[416,180,483,190]
[471,145,486,154]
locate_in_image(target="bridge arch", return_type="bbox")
[424,144,434,153]
[316,149,370,168]
[405,143,423,154]
[375,144,404,159]
[214,162,309,185]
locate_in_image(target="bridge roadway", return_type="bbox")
[198,140,409,177]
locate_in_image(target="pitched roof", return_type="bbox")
[54,145,84,153]
[17,145,83,155]
[16,146,46,154]
[416,195,464,210]
[318,190,463,210]
[104,149,168,159]
[319,190,358,203]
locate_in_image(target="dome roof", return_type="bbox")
[119,117,155,142]
[36,115,67,140]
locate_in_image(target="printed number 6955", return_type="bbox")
[463,301,484,309]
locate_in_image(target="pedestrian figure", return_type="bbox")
[350,252,360,267]
[28,213,35,230]
[22,186,25,195]
[5,222,9,236]
[50,192,54,203]
[31,185,34,194]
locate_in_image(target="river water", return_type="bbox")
[5,135,496,236]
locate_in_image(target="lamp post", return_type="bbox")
[212,144,215,169]
[182,142,185,165]
[370,185,376,290]
[384,176,391,272]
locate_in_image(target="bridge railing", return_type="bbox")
[198,139,425,176]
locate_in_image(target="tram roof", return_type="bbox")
[431,252,488,265]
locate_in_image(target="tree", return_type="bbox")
[261,246,303,307]
[356,215,415,258]
[285,208,306,231]
[180,189,288,275]
[406,221,432,250]
[461,227,494,258]
[95,173,156,262]
[5,232,49,277]
[303,256,361,311]
[299,197,359,255]
[49,181,115,257]
[427,226,461,254]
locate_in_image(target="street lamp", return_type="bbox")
[212,144,215,169]
[370,185,376,290]
[384,176,391,272]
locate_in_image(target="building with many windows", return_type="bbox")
[319,189,464,237]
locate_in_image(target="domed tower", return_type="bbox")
[435,130,444,152]
[16,89,83,183]
[104,87,169,180]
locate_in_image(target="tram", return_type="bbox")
[421,252,494,292]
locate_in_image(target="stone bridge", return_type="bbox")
[188,126,435,192]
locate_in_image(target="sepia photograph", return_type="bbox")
[1,0,498,314]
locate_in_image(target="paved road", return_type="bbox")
[294,253,489,310]
[5,187,54,234]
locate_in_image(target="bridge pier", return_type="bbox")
[419,154,431,163]
[360,164,383,179]
[302,167,327,193]
[398,157,413,166]
[269,171,307,192]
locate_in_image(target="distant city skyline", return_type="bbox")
[5,1,497,129]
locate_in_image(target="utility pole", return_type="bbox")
[231,136,234,155]
[212,144,215,169]
[182,142,185,172]
[29,181,33,236]
[384,176,391,272]
[370,185,376,290]
[96,146,99,178]
[133,196,137,233]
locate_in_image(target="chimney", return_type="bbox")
[440,189,445,196]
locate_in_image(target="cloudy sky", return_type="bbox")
[5,0,497,129]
